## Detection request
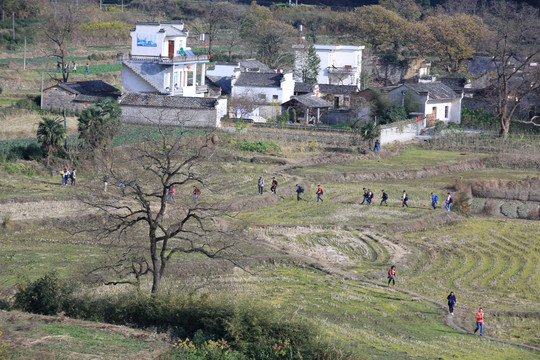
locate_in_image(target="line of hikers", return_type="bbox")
[388,266,484,336]
[257,177,454,210]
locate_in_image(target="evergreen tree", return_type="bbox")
[300,43,321,84]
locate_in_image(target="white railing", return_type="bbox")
[117,53,209,63]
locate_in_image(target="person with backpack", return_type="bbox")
[102,174,109,192]
[387,265,396,288]
[447,291,457,315]
[258,177,264,195]
[119,180,126,197]
[271,177,278,194]
[316,185,324,202]
[373,139,380,152]
[296,184,304,201]
[446,193,453,211]
[367,189,374,205]
[193,186,200,204]
[64,168,70,186]
[431,192,439,209]
[402,190,409,208]
[474,308,484,336]
[380,190,388,206]
[361,188,369,205]
[70,168,76,186]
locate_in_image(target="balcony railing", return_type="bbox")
[117,53,210,64]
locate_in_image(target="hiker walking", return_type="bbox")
[402,190,409,208]
[258,177,264,195]
[85,63,90,75]
[380,190,388,206]
[193,186,200,204]
[474,308,484,336]
[373,139,380,152]
[431,192,439,209]
[73,62,77,73]
[169,185,176,203]
[316,185,324,202]
[367,189,374,205]
[60,168,65,185]
[447,291,456,315]
[387,265,396,288]
[361,188,369,205]
[445,193,453,211]
[70,169,76,186]
[271,177,278,194]
[102,174,109,192]
[296,184,304,201]
[119,180,126,196]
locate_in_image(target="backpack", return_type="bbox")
[195,188,201,195]
[448,197,453,204]
[382,192,388,200]
[298,186,304,193]
[434,195,439,201]
[370,192,374,199]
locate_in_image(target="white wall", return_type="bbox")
[122,65,159,93]
[380,121,421,145]
[131,24,166,57]
[208,64,237,77]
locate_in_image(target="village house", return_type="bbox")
[294,44,365,86]
[41,80,119,113]
[118,22,209,97]
[230,70,294,121]
[387,82,463,126]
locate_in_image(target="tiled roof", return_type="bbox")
[55,80,119,96]
[282,95,331,108]
[318,84,359,95]
[120,93,219,109]
[467,56,495,76]
[294,82,316,93]
[438,77,466,91]
[238,59,271,72]
[162,24,187,37]
[235,72,283,87]
[207,75,232,95]
[405,82,458,100]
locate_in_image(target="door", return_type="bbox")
[168,41,174,58]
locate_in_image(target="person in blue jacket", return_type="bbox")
[447,291,456,315]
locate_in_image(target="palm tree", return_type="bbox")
[36,117,66,166]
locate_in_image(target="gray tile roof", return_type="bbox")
[405,82,458,100]
[438,77,466,91]
[282,95,331,108]
[238,59,271,72]
[207,75,232,95]
[294,82,316,93]
[120,93,219,109]
[162,24,187,37]
[235,72,283,87]
[467,55,495,76]
[55,80,119,96]
[318,84,359,95]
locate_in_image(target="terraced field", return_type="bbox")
[1,139,539,358]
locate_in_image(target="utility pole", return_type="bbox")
[100,0,102,10]
[40,72,44,110]
[63,109,67,149]
[23,37,26,69]
[122,0,124,13]
[12,12,15,42]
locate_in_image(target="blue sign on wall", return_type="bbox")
[137,33,157,47]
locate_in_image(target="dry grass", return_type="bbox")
[0,111,79,140]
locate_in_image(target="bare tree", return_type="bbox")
[81,116,240,294]
[41,2,79,83]
[484,1,540,137]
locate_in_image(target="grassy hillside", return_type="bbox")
[0,131,539,358]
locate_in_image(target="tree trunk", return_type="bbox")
[150,238,160,294]
[499,115,510,139]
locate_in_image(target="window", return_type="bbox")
[272,95,279,101]
[432,106,437,115]
[445,106,449,118]
[258,94,266,101]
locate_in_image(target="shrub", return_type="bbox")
[13,273,74,315]
[7,143,45,161]
[14,97,40,112]
[3,162,36,176]
[453,191,470,215]
[236,140,281,153]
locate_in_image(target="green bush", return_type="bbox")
[7,143,45,161]
[13,273,74,315]
[3,162,36,176]
[380,105,407,125]
[14,96,40,112]
[236,140,280,153]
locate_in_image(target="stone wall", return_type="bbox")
[41,87,91,113]
[121,104,221,127]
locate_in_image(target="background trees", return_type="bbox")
[483,1,540,137]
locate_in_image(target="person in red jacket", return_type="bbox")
[316,185,324,202]
[387,265,396,288]
[193,186,201,204]
[474,308,484,336]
